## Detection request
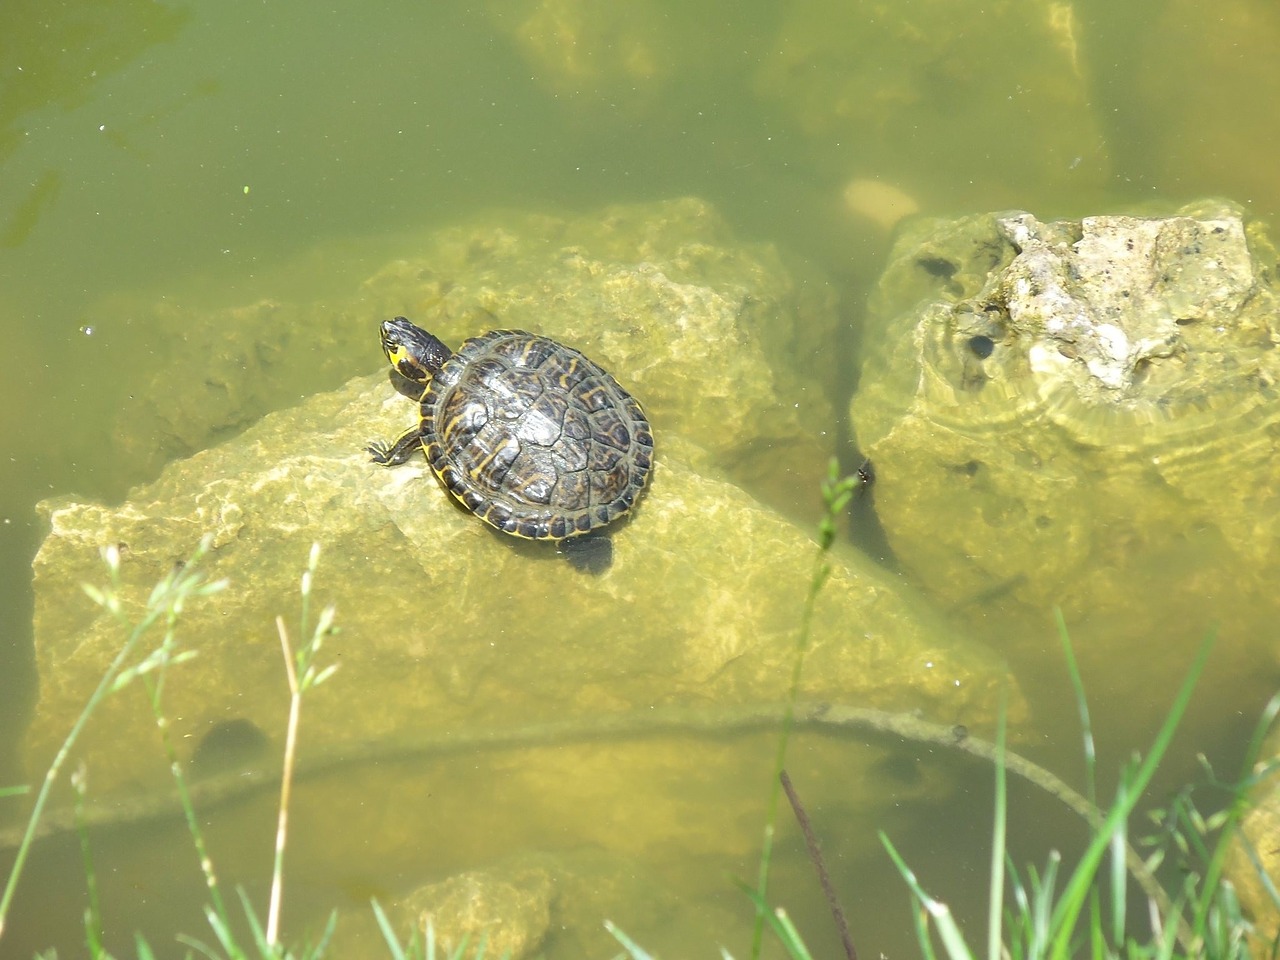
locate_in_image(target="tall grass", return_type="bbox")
[0,537,227,941]
[0,539,343,959]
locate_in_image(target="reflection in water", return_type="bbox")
[190,718,271,780]
[0,1,189,161]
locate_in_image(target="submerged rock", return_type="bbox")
[849,199,1280,649]
[755,0,1109,203]
[113,198,840,513]
[27,362,1020,802]
[377,865,554,960]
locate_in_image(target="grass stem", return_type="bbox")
[267,615,303,947]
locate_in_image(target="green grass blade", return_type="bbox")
[1047,631,1214,957]
[235,884,272,957]
[1029,852,1060,958]
[1108,780,1128,948]
[1087,894,1103,960]
[1055,609,1097,806]
[880,832,976,960]
[372,899,408,960]
[604,920,657,960]
[763,907,816,960]
[987,695,1007,960]
[732,878,819,960]
[178,923,226,960]
[1190,691,1280,933]
[134,932,159,960]
[307,909,339,959]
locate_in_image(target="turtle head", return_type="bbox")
[380,317,452,383]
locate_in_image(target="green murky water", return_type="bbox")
[3,0,1280,956]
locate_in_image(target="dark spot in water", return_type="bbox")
[869,750,921,786]
[967,334,995,359]
[191,718,270,778]
[917,256,957,279]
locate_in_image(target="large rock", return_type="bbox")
[27,362,1020,803]
[111,198,840,512]
[848,199,1280,700]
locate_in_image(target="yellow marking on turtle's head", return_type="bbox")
[383,338,429,383]
[380,317,450,383]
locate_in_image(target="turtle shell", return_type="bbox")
[420,329,653,540]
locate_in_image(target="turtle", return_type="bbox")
[367,316,653,572]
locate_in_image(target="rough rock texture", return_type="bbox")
[481,0,673,102]
[358,200,842,509]
[113,198,840,513]
[383,866,553,960]
[329,846,768,959]
[27,362,1020,801]
[849,199,1280,643]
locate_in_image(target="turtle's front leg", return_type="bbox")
[367,428,424,466]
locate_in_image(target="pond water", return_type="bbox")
[2,0,1280,956]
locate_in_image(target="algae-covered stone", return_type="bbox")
[28,366,1018,801]
[849,199,1280,628]
[358,197,840,507]
[382,866,553,960]
[114,198,839,512]
[482,0,670,101]
[329,846,768,959]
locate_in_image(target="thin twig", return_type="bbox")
[781,769,857,960]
